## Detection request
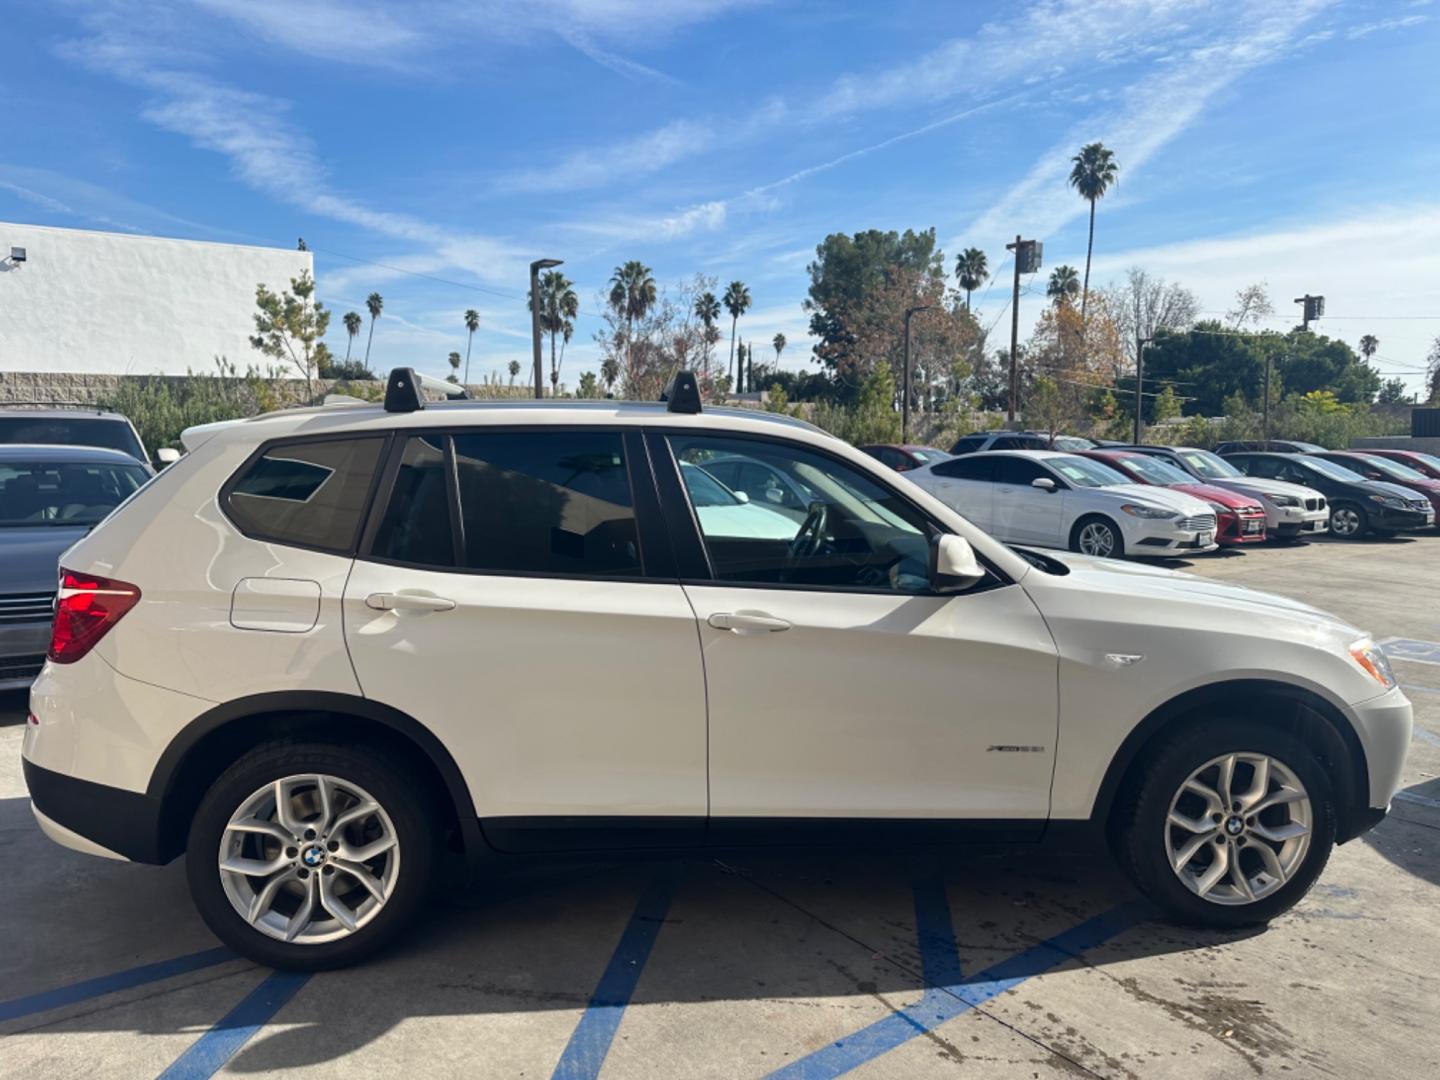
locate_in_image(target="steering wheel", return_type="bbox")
[788,500,830,565]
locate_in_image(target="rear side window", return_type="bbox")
[226,437,385,553]
[452,430,640,576]
[996,457,1050,485]
[933,456,994,481]
[950,436,987,454]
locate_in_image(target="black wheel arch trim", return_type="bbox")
[1091,678,1373,843]
[147,690,486,860]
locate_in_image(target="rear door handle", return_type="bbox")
[365,592,456,613]
[708,611,791,634]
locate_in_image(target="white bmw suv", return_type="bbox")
[23,370,1411,969]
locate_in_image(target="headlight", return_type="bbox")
[1207,502,1227,515]
[1349,638,1396,690]
[1120,503,1179,519]
[1272,495,1301,508]
[1368,494,1406,508]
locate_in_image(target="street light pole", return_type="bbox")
[902,304,932,444]
[1133,337,1151,444]
[530,258,563,399]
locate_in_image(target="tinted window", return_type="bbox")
[1301,457,1365,483]
[932,456,994,481]
[0,416,145,461]
[372,435,454,567]
[950,436,987,454]
[452,430,640,576]
[995,457,1050,485]
[1115,454,1190,485]
[0,460,149,527]
[228,437,383,551]
[672,434,933,592]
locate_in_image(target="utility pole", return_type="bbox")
[530,258,563,399]
[1293,294,1325,332]
[902,304,932,444]
[1262,351,1272,446]
[1133,337,1151,444]
[1004,236,1042,423]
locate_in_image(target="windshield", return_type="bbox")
[1114,455,1190,485]
[907,449,948,464]
[1354,455,1426,481]
[1180,449,1243,479]
[0,460,149,527]
[679,463,741,507]
[1410,452,1440,472]
[1303,457,1366,483]
[1050,455,1130,488]
[0,416,145,461]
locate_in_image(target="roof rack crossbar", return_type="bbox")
[384,367,470,413]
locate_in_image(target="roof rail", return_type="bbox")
[660,370,701,414]
[383,367,470,413]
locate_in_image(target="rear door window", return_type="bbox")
[226,437,385,553]
[932,456,994,481]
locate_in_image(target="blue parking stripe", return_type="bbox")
[157,970,312,1079]
[1414,727,1440,749]
[551,869,678,1080]
[0,946,234,1023]
[765,899,1144,1080]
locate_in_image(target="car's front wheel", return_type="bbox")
[1116,722,1335,927]
[186,741,438,970]
[1329,501,1367,539]
[1071,515,1124,559]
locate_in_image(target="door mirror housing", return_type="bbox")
[155,447,181,467]
[929,533,986,594]
[733,490,750,504]
[1031,476,1057,492]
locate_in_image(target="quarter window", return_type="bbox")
[227,437,384,552]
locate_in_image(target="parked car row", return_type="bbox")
[889,437,1439,560]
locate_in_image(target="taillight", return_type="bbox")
[48,569,141,664]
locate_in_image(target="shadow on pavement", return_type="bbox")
[1362,776,1440,888]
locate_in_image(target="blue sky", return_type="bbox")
[4,0,1439,393]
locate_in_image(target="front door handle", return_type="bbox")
[365,592,456,613]
[708,611,791,634]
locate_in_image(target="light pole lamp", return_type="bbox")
[902,304,932,444]
[530,258,563,399]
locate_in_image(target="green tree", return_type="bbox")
[1427,335,1440,403]
[463,309,480,384]
[249,270,331,397]
[364,292,384,366]
[577,371,599,398]
[954,247,988,311]
[342,310,362,364]
[608,261,657,387]
[1068,141,1119,318]
[1152,382,1182,423]
[1046,265,1080,307]
[1377,377,1409,405]
[506,359,520,385]
[694,291,721,377]
[533,270,578,394]
[723,280,752,386]
[601,356,620,395]
[1025,376,1066,443]
[446,351,461,384]
[773,332,787,368]
[1359,333,1379,365]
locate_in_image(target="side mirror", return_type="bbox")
[765,488,783,504]
[155,447,181,467]
[929,533,986,594]
[1031,477,1056,492]
[733,490,750,504]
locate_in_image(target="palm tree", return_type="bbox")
[446,351,462,384]
[608,261,657,386]
[342,311,362,363]
[722,280,752,385]
[364,292,384,365]
[1068,142,1119,318]
[773,332,787,368]
[507,359,520,386]
[600,356,620,395]
[463,309,480,384]
[535,271,578,394]
[694,291,721,377]
[1359,334,1380,365]
[954,248,989,311]
[1047,265,1080,307]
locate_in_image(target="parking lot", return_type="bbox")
[2,534,1437,1080]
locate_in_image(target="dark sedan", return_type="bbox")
[859,444,952,472]
[1223,451,1434,539]
[0,445,152,688]
[1310,451,1440,525]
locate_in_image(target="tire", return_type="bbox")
[1114,721,1336,928]
[1070,515,1124,559]
[186,741,439,970]
[1328,501,1368,540]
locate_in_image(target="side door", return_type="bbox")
[992,456,1066,546]
[343,427,707,851]
[925,454,995,529]
[655,430,1059,829]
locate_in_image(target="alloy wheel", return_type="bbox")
[1331,506,1361,537]
[1165,752,1312,906]
[1078,522,1117,557]
[218,774,400,944]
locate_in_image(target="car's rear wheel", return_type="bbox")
[1115,721,1335,927]
[1329,502,1367,539]
[1071,515,1124,559]
[186,741,438,970]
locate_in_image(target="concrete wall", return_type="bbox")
[1351,435,1440,454]
[0,222,311,375]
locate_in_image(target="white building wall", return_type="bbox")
[0,222,312,375]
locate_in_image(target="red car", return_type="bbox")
[1078,449,1268,545]
[859,444,953,472]
[1360,448,1440,482]
[1311,451,1440,523]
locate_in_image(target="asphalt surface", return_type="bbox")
[2,533,1438,1078]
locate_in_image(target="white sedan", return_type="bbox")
[908,449,1219,558]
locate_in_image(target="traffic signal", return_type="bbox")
[1305,295,1325,322]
